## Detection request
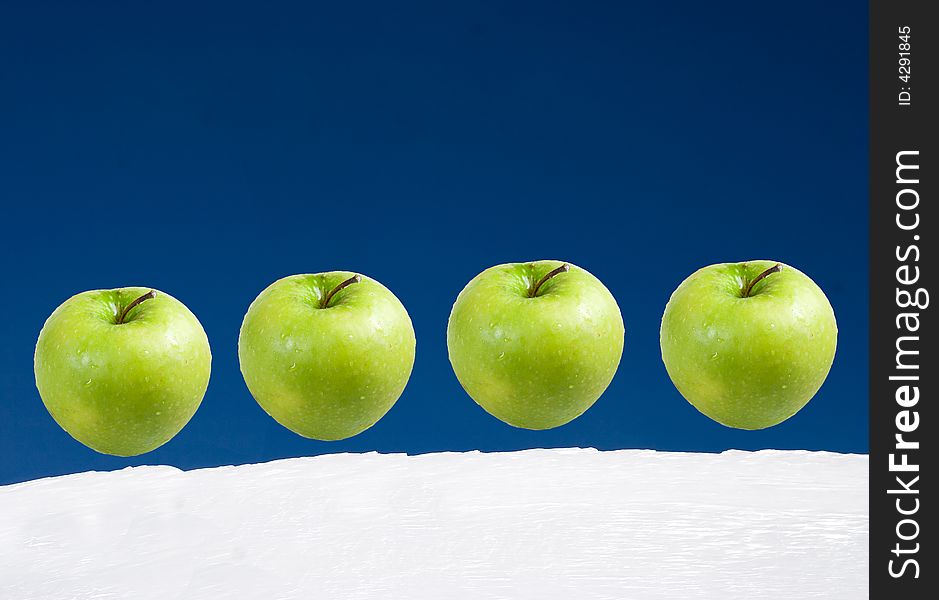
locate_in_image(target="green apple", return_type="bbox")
[34,288,212,456]
[660,260,837,429]
[238,272,415,441]
[447,261,624,429]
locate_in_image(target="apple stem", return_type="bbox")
[117,290,157,324]
[321,274,361,308]
[743,264,783,297]
[529,263,570,297]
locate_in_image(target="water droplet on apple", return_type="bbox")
[288,363,297,371]
[498,352,505,359]
[84,379,92,386]
[710,352,719,360]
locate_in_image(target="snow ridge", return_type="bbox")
[1,449,868,599]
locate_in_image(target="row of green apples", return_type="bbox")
[34,260,837,457]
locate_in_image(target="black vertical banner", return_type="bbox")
[870,0,935,596]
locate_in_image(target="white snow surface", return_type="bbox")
[1,449,867,599]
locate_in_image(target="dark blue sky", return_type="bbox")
[0,1,867,484]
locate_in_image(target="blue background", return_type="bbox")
[0,1,867,485]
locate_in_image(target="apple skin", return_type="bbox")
[238,272,415,441]
[447,261,624,430]
[660,260,837,430]
[34,288,212,456]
